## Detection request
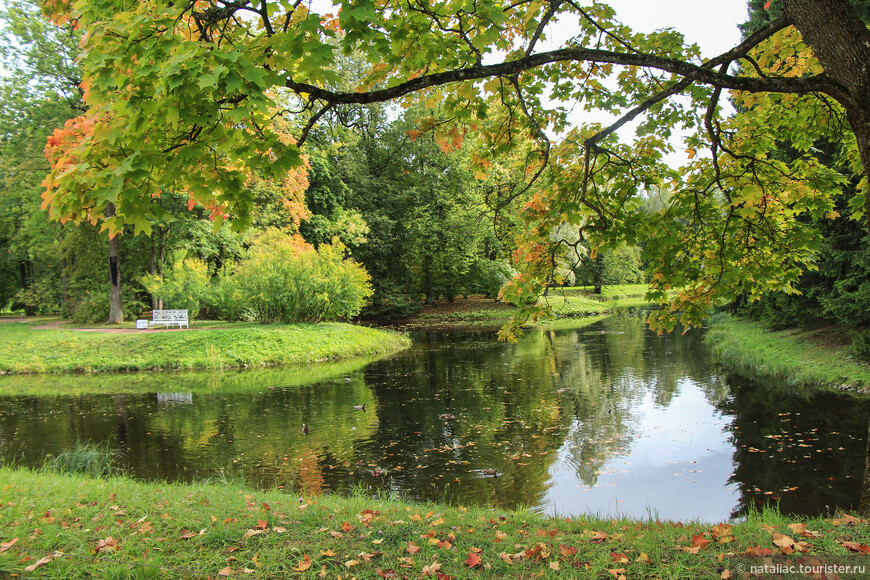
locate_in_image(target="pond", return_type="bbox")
[1,314,868,522]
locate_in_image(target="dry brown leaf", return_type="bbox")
[23,554,55,572]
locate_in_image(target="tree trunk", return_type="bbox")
[106,202,123,323]
[18,260,35,316]
[786,0,870,229]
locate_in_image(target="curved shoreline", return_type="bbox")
[0,319,411,374]
[705,313,870,395]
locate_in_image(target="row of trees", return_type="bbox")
[8,0,870,350]
[0,0,646,324]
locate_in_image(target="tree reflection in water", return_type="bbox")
[0,314,867,520]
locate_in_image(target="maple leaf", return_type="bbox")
[840,541,870,554]
[763,1,772,9]
[832,514,867,526]
[464,550,482,567]
[218,567,234,577]
[745,546,775,557]
[293,555,312,572]
[499,551,514,565]
[772,532,796,553]
[422,561,442,575]
[94,536,119,554]
[494,530,507,542]
[710,523,733,543]
[406,541,421,554]
[559,544,578,558]
[692,533,711,549]
[607,568,626,579]
[341,522,354,533]
[255,520,268,530]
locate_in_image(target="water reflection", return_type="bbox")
[0,314,869,521]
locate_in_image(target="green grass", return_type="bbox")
[0,320,411,374]
[406,286,657,329]
[0,467,867,579]
[705,313,870,391]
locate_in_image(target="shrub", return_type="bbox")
[231,231,373,323]
[141,258,210,317]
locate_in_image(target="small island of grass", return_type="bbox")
[0,318,411,374]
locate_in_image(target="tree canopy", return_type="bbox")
[37,0,870,334]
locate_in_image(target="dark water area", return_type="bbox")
[1,314,869,521]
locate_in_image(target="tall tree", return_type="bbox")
[38,0,870,333]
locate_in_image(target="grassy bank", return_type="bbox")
[0,319,411,374]
[705,314,870,392]
[0,468,867,579]
[399,284,654,329]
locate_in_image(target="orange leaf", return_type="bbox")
[218,567,234,577]
[840,541,870,554]
[256,520,268,530]
[0,538,17,552]
[559,544,577,557]
[342,522,354,533]
[406,541,421,554]
[745,546,775,557]
[763,1,772,9]
[464,551,482,567]
[293,555,312,572]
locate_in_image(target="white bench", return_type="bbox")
[150,309,189,329]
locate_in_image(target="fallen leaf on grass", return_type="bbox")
[23,554,56,572]
[0,538,17,552]
[559,544,577,558]
[745,546,775,557]
[499,551,514,565]
[255,520,268,530]
[832,514,867,526]
[494,530,507,542]
[607,568,626,579]
[610,552,629,564]
[94,537,119,554]
[344,559,360,568]
[839,541,870,554]
[406,541,421,554]
[180,530,197,540]
[692,533,711,549]
[218,567,235,577]
[711,523,733,543]
[319,549,335,557]
[464,551,482,567]
[293,555,312,572]
[422,561,442,575]
[549,561,560,570]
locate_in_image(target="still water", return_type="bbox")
[1,315,868,521]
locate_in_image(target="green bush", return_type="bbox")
[468,258,514,299]
[232,231,373,324]
[141,258,210,317]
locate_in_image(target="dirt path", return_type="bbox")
[2,317,195,334]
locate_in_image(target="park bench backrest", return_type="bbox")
[152,309,188,323]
